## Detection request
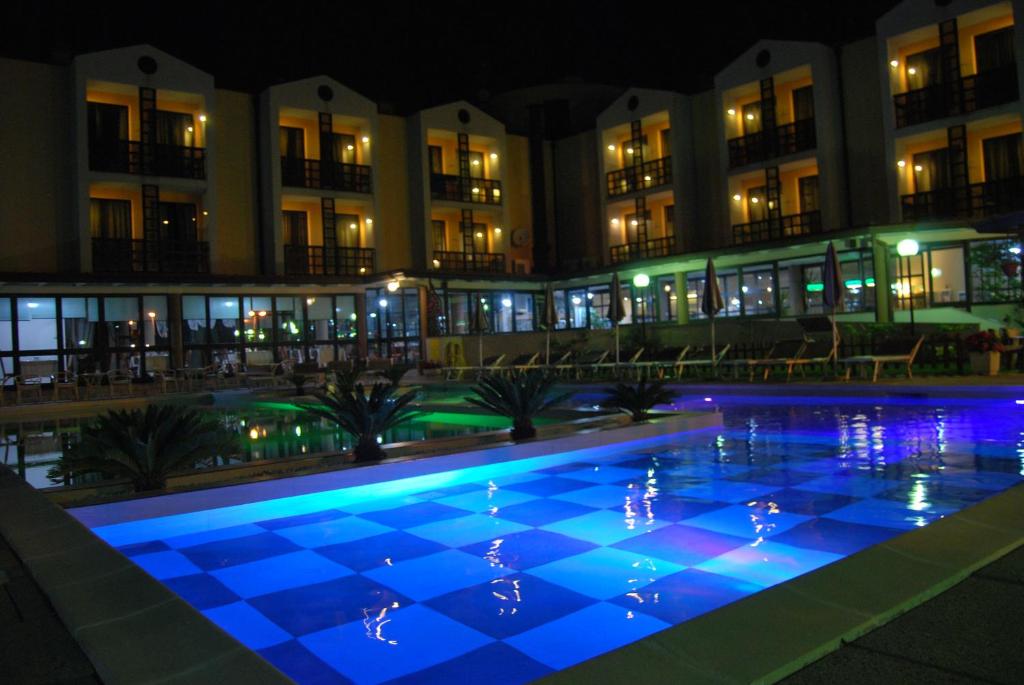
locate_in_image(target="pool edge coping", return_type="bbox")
[537,482,1024,685]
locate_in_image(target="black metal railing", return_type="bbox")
[283,245,376,276]
[732,210,822,245]
[429,174,502,204]
[88,140,206,179]
[894,64,1019,128]
[432,250,506,273]
[727,119,816,168]
[606,156,673,197]
[92,238,210,274]
[280,157,372,193]
[901,176,1024,221]
[609,235,677,264]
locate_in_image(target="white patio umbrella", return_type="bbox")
[822,241,845,377]
[608,273,626,364]
[542,283,557,365]
[472,296,491,367]
[701,258,724,367]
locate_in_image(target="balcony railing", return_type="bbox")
[280,157,373,193]
[606,156,673,197]
[894,64,1019,128]
[732,210,822,245]
[727,119,816,168]
[283,245,376,276]
[88,140,206,179]
[609,235,677,264]
[901,176,1024,222]
[432,250,506,273]
[430,174,502,204]
[92,238,210,274]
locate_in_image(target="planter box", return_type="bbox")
[969,351,1001,376]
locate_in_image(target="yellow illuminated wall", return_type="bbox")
[213,89,258,274]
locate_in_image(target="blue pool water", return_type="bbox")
[79,396,1024,684]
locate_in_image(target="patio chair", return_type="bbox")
[107,370,133,397]
[784,338,839,381]
[677,345,732,376]
[568,349,611,380]
[841,335,925,383]
[593,347,646,380]
[153,371,182,394]
[508,352,540,372]
[14,375,44,403]
[737,339,807,381]
[52,371,79,401]
[445,353,506,381]
[632,346,690,381]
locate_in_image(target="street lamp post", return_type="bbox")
[897,239,920,337]
[633,273,650,344]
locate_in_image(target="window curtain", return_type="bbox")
[331,133,356,164]
[87,103,128,143]
[913,148,951,191]
[748,185,767,222]
[983,133,1023,181]
[279,127,305,158]
[471,223,488,253]
[429,146,444,174]
[155,111,194,147]
[792,86,815,121]
[799,176,820,213]
[468,151,484,178]
[659,129,671,158]
[337,214,360,248]
[431,220,446,252]
[906,48,941,89]
[282,211,308,245]
[975,27,1015,73]
[89,199,131,239]
[624,211,651,243]
[742,102,762,135]
[158,202,198,242]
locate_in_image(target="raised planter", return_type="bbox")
[969,351,1001,376]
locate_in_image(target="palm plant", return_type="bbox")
[466,370,571,441]
[604,380,676,422]
[301,383,420,462]
[47,405,236,492]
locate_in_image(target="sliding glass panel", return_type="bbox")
[514,293,534,332]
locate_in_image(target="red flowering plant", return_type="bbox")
[964,330,1005,353]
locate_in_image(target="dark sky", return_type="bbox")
[6,0,900,112]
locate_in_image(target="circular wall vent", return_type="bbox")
[137,56,158,74]
[457,108,471,124]
[317,85,334,102]
[756,49,772,68]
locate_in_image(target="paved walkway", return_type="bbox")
[782,546,1024,684]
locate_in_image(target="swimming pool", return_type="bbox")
[74,395,1024,684]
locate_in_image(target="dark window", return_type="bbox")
[912,148,951,191]
[468,151,484,178]
[983,133,1023,181]
[330,133,356,164]
[432,220,446,251]
[799,175,820,213]
[158,202,197,242]
[337,214,360,248]
[87,102,128,145]
[472,223,487,253]
[906,48,942,89]
[748,185,767,222]
[975,26,1015,73]
[664,205,675,237]
[429,145,443,174]
[155,111,194,147]
[792,85,815,121]
[742,102,762,135]
[279,127,305,158]
[89,199,131,239]
[282,211,308,245]
[659,129,671,158]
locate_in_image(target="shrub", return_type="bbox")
[301,383,420,462]
[604,380,676,422]
[466,370,571,441]
[964,330,1005,353]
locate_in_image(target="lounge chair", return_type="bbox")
[677,345,731,376]
[592,348,643,380]
[631,346,689,381]
[508,352,540,372]
[841,335,925,383]
[784,338,839,381]
[445,353,506,381]
[559,349,608,380]
[737,339,807,381]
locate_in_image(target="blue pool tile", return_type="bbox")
[256,509,348,531]
[794,475,903,498]
[359,501,468,528]
[823,498,954,530]
[502,476,593,497]
[876,482,994,509]
[382,642,551,685]
[680,504,811,540]
[769,518,901,555]
[611,568,762,624]
[493,498,598,527]
[612,524,749,567]
[299,604,493,685]
[275,516,394,549]
[164,523,269,550]
[314,531,447,572]
[694,540,843,588]
[526,547,685,600]
[115,540,169,557]
[180,532,302,571]
[406,513,530,548]
[551,484,632,509]
[540,509,670,546]
[337,495,423,514]
[644,494,729,523]
[560,465,648,485]
[460,529,598,570]
[613,455,686,470]
[364,549,515,601]
[475,472,548,487]
[202,602,292,650]
[433,488,538,513]
[505,602,670,670]
[163,573,240,610]
[131,550,202,580]
[758,488,860,516]
[669,480,779,504]
[211,550,353,599]
[665,462,751,479]
[425,573,596,639]
[931,470,1023,491]
[534,461,599,475]
[725,468,821,488]
[258,640,354,685]
[413,483,482,500]
[248,575,412,637]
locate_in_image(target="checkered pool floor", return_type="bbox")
[86,397,1024,684]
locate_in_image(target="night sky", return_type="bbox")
[7,0,900,112]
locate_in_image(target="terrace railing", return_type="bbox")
[732,210,822,245]
[89,140,206,180]
[283,245,376,276]
[430,174,502,205]
[901,176,1024,221]
[606,156,673,197]
[280,157,373,194]
[432,250,506,273]
[893,64,1019,129]
[609,235,677,264]
[92,238,210,274]
[727,119,816,168]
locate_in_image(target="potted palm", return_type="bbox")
[603,380,677,422]
[467,370,571,441]
[964,330,1004,376]
[47,405,235,492]
[301,383,419,462]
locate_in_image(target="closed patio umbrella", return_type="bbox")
[542,284,557,365]
[822,241,845,376]
[608,273,626,364]
[472,296,491,368]
[701,258,724,367]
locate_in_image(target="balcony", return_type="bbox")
[728,119,816,169]
[609,235,677,264]
[894,65,1019,129]
[283,245,375,276]
[280,157,373,194]
[732,210,822,245]
[432,250,506,273]
[88,140,206,180]
[430,174,502,205]
[901,176,1024,221]
[92,238,210,274]
[606,157,673,197]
